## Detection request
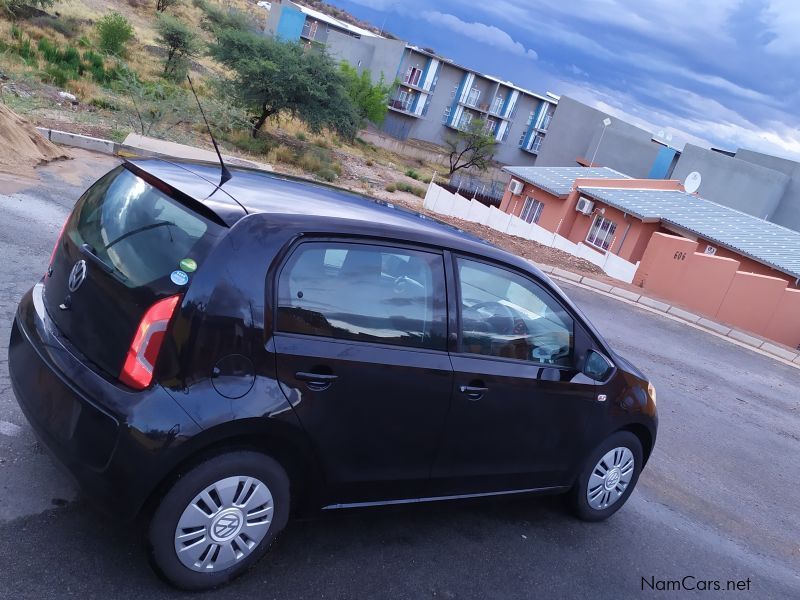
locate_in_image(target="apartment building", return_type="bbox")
[264,0,557,166]
[383,47,557,165]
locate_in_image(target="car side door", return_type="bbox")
[272,239,453,504]
[429,255,605,496]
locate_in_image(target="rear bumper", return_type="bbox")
[9,282,202,520]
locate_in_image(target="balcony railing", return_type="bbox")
[537,114,552,131]
[389,98,414,112]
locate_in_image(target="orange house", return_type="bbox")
[500,166,800,289]
[499,166,800,348]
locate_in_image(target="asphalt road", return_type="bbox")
[1,155,798,599]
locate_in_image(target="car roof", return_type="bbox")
[125,157,523,262]
[124,158,610,353]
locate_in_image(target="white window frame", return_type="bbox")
[491,96,504,114]
[442,105,451,123]
[465,88,481,107]
[458,111,473,130]
[404,66,422,87]
[585,214,617,252]
[520,197,544,224]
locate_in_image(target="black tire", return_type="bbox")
[148,451,290,590]
[568,431,643,522]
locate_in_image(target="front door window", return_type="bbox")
[457,258,573,365]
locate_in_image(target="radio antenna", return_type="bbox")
[187,74,232,187]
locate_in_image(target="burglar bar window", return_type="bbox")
[586,214,617,251]
[520,197,544,224]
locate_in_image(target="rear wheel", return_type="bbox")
[568,431,642,522]
[148,451,290,590]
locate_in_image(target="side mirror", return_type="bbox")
[583,350,614,382]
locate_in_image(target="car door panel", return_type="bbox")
[274,335,452,502]
[430,255,601,496]
[272,240,452,504]
[430,355,599,496]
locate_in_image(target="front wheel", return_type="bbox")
[568,431,643,522]
[148,451,290,590]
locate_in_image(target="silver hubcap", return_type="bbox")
[174,476,274,572]
[587,447,634,510]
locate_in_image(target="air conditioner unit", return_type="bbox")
[575,197,594,215]
[509,179,524,195]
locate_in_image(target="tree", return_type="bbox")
[208,29,359,139]
[156,15,199,81]
[195,0,251,38]
[445,119,498,175]
[96,12,134,56]
[156,0,179,13]
[339,62,391,125]
[116,66,191,136]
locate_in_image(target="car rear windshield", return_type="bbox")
[66,166,222,289]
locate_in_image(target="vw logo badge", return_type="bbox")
[213,514,241,540]
[68,259,87,292]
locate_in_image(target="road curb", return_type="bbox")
[542,271,799,368]
[35,127,272,170]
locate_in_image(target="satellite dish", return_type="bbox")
[666,132,673,142]
[684,171,702,194]
[657,129,665,139]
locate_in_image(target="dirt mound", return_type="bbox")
[0,103,69,174]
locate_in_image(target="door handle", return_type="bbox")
[459,384,488,400]
[295,371,338,391]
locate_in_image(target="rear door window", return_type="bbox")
[277,241,447,350]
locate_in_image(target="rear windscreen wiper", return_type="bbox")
[80,243,128,281]
[104,221,174,250]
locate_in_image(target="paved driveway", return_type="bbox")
[1,156,798,599]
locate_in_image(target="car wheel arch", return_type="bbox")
[618,423,654,465]
[138,418,324,523]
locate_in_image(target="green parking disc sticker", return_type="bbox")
[179,258,197,273]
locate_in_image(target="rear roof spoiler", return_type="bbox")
[123,161,230,228]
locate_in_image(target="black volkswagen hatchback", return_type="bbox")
[9,159,657,590]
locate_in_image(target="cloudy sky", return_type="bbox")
[333,0,800,160]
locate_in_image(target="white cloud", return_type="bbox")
[763,0,800,54]
[420,11,538,60]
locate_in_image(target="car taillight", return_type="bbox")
[47,217,68,277]
[119,295,181,390]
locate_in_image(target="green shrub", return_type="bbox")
[220,131,273,155]
[316,167,337,182]
[96,12,134,56]
[89,97,120,111]
[404,168,420,180]
[392,181,425,197]
[295,132,306,141]
[385,183,396,193]
[41,64,77,87]
[62,46,81,67]
[297,149,321,173]
[274,146,296,164]
[365,159,374,166]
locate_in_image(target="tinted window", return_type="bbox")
[67,167,219,289]
[277,242,447,350]
[457,258,573,365]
